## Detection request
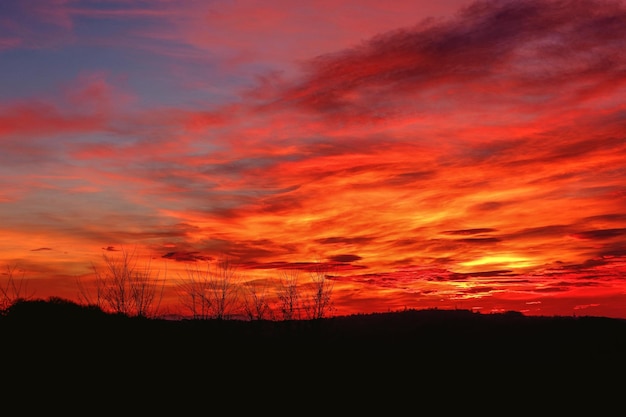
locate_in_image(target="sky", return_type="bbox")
[2,0,626,319]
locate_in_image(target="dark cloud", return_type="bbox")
[583,214,626,224]
[449,270,515,280]
[534,286,569,294]
[460,286,496,295]
[598,248,626,258]
[506,136,626,169]
[570,228,626,240]
[289,161,436,191]
[270,0,626,120]
[246,260,364,273]
[162,252,213,262]
[244,261,300,270]
[257,193,303,215]
[461,138,532,165]
[528,171,582,185]
[546,137,626,163]
[116,228,190,240]
[471,201,507,212]
[198,238,297,263]
[391,238,421,247]
[30,247,52,251]
[551,257,610,271]
[457,237,501,244]
[328,254,362,263]
[507,225,572,240]
[442,228,497,235]
[316,236,375,245]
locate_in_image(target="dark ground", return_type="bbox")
[2,298,625,413]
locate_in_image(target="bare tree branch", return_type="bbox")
[177,257,243,320]
[77,247,165,318]
[276,268,302,321]
[242,279,274,321]
[302,262,335,320]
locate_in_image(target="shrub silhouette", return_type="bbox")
[5,296,111,321]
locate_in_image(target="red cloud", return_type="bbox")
[0,102,104,136]
[264,0,626,128]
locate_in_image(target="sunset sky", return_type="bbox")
[2,0,626,319]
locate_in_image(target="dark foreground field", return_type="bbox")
[2,298,625,413]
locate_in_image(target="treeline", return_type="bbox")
[2,249,336,321]
[5,295,626,352]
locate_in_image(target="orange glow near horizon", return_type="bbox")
[2,0,626,319]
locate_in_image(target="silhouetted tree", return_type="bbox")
[177,263,214,320]
[276,268,302,320]
[177,257,242,320]
[274,262,336,321]
[301,262,335,320]
[77,247,165,318]
[242,279,274,321]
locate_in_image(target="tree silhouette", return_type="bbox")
[276,268,302,320]
[302,262,335,320]
[275,263,336,321]
[176,257,243,320]
[77,247,165,318]
[242,278,274,321]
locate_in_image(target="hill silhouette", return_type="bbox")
[4,297,626,358]
[2,297,625,413]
